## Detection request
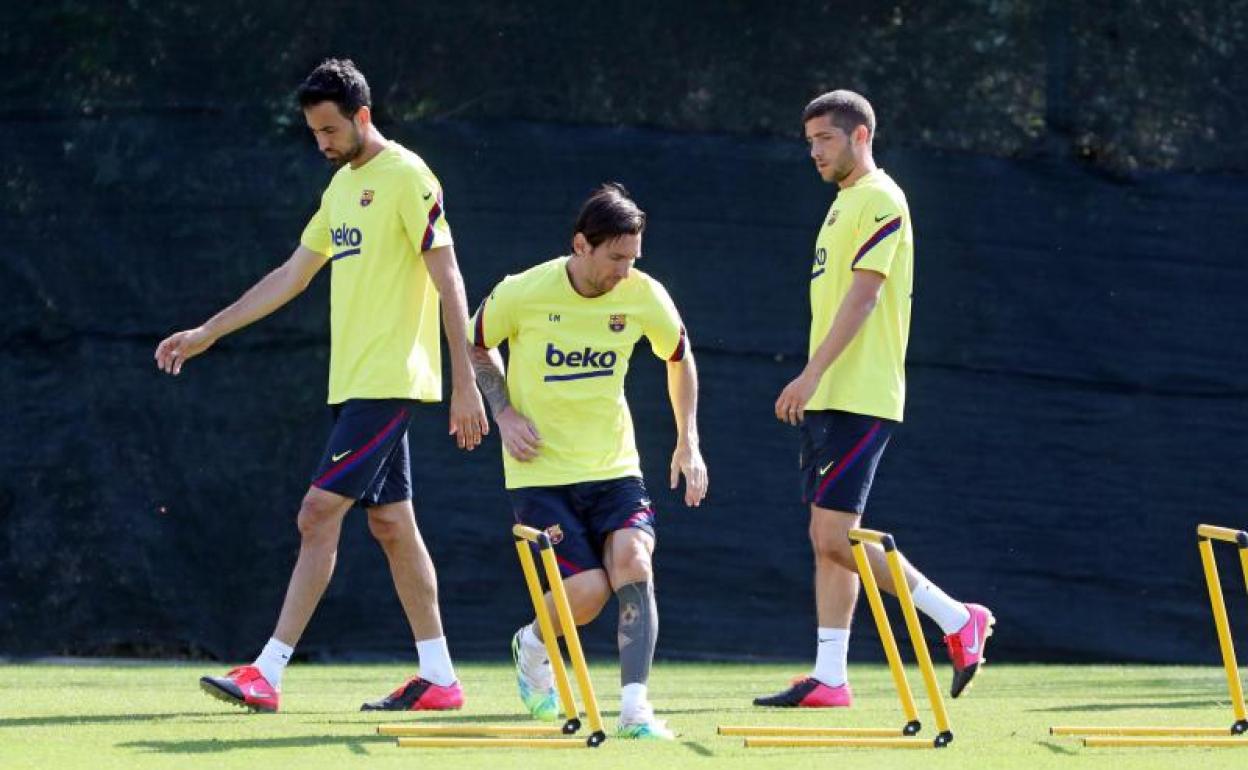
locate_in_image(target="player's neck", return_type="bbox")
[837,156,877,189]
[348,130,389,170]
[565,257,607,299]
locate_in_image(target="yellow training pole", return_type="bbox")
[850,533,922,735]
[1199,534,1248,729]
[719,726,906,737]
[1084,736,1248,748]
[539,542,607,743]
[397,737,586,748]
[745,736,938,749]
[513,536,580,728]
[380,724,567,737]
[1051,726,1242,737]
[885,544,953,741]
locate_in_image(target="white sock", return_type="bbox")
[812,627,850,687]
[515,624,554,690]
[911,581,971,635]
[416,636,457,687]
[620,682,648,720]
[520,622,548,662]
[252,637,293,689]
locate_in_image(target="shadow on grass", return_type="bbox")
[1026,699,1224,713]
[119,734,391,755]
[0,712,222,728]
[1037,740,1078,755]
[680,740,715,756]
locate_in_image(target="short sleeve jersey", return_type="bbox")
[300,143,453,404]
[807,169,914,421]
[470,257,687,489]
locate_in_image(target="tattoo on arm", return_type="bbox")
[470,346,510,416]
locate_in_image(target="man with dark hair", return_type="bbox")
[469,183,708,739]
[757,90,994,708]
[155,58,487,713]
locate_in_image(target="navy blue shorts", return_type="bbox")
[311,399,414,506]
[800,409,896,514]
[509,476,656,578]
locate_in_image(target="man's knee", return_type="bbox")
[564,570,612,626]
[606,530,655,585]
[366,505,413,549]
[809,513,856,570]
[297,489,349,545]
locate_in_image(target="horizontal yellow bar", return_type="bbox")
[512,524,544,542]
[1084,736,1248,748]
[719,725,905,737]
[397,737,587,749]
[1052,726,1238,737]
[847,528,891,546]
[379,724,567,737]
[1198,524,1247,545]
[745,737,936,749]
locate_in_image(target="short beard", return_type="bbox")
[329,129,365,167]
[831,155,856,183]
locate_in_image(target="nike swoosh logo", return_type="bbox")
[874,213,891,222]
[965,617,982,654]
[247,686,270,698]
[819,460,835,475]
[331,450,352,462]
[422,191,433,200]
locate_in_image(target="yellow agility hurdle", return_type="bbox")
[1050,523,1248,748]
[719,527,955,749]
[378,524,607,749]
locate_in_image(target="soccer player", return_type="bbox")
[756,91,994,708]
[468,184,708,739]
[154,59,487,713]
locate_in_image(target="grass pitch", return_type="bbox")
[2,661,1247,769]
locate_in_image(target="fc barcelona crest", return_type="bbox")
[545,524,564,545]
[360,189,374,207]
[609,314,627,333]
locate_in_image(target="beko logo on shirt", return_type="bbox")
[330,224,363,261]
[543,342,617,382]
[332,225,362,246]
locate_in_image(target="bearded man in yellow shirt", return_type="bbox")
[759,90,994,708]
[155,59,485,713]
[470,184,708,739]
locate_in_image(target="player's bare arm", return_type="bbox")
[775,269,885,425]
[666,350,708,506]
[154,245,327,376]
[469,343,542,462]
[424,245,489,450]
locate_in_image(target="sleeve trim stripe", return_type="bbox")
[420,196,444,252]
[668,328,688,362]
[851,216,901,268]
[473,302,487,347]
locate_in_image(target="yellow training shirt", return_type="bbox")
[807,169,913,421]
[300,143,453,404]
[471,257,687,489]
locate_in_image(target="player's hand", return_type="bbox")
[497,406,541,461]
[154,327,216,375]
[775,370,819,425]
[670,439,708,507]
[448,386,489,451]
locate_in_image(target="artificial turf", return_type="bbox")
[3,661,1247,769]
